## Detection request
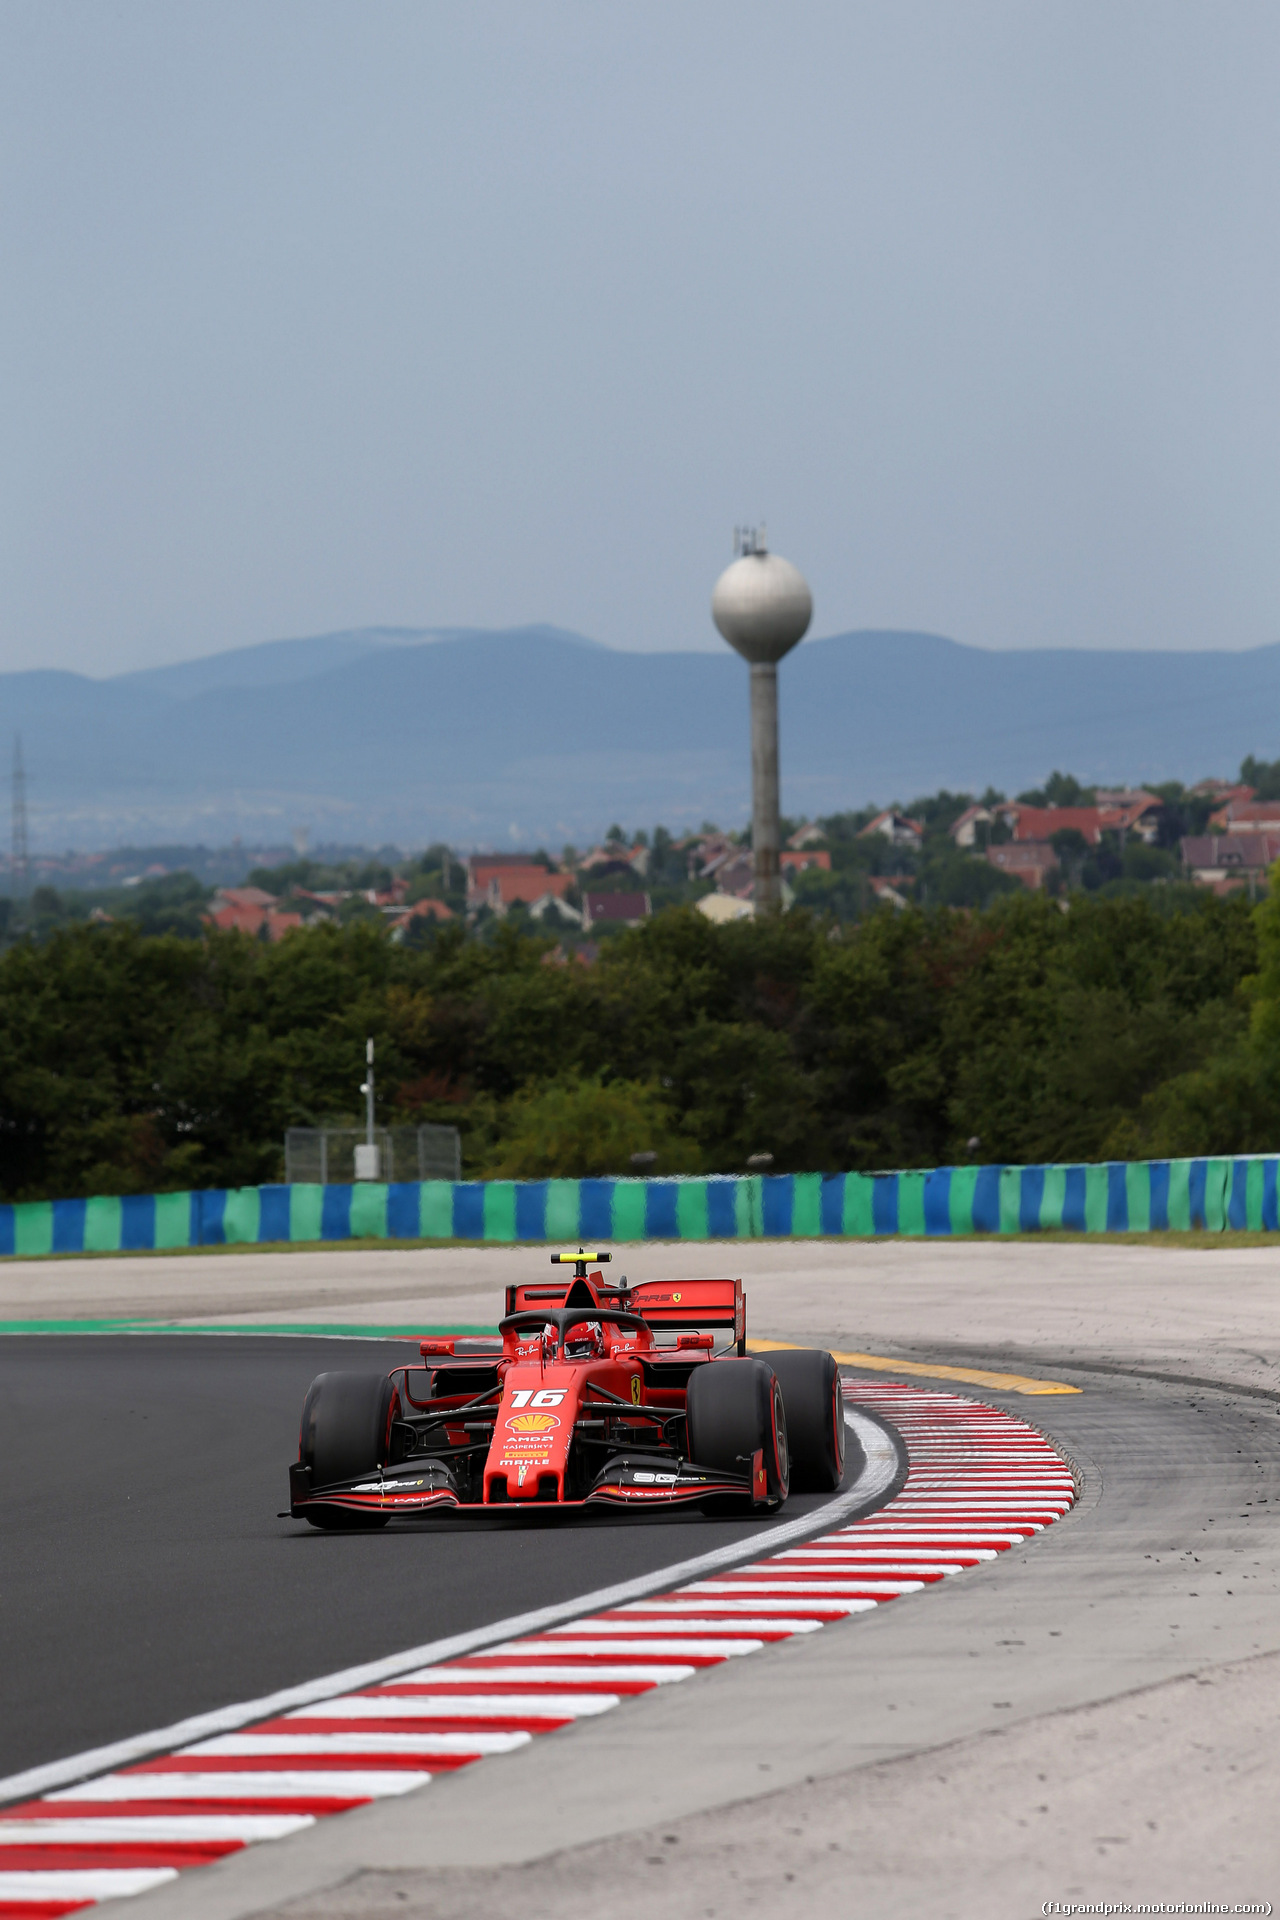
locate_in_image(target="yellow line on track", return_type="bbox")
[747,1339,1081,1396]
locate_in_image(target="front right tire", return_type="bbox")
[298,1370,395,1530]
[766,1347,847,1492]
[685,1357,789,1506]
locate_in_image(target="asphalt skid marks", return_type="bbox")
[0,1382,1076,1918]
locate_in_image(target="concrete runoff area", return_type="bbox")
[3,1241,1279,1915]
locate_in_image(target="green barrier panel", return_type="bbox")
[419,1181,453,1238]
[290,1184,325,1242]
[676,1180,709,1240]
[155,1191,193,1249]
[1039,1165,1067,1230]
[791,1173,822,1237]
[349,1182,388,1240]
[947,1165,978,1234]
[1125,1161,1151,1234]
[83,1194,123,1253]
[1167,1159,1192,1230]
[843,1172,875,1235]
[545,1180,581,1241]
[611,1180,647,1241]
[897,1170,927,1236]
[999,1167,1021,1234]
[222,1188,261,1246]
[738,1176,763,1238]
[14,1202,53,1257]
[1205,1159,1229,1231]
[481,1181,516,1242]
[1083,1164,1108,1232]
[1247,1157,1265,1230]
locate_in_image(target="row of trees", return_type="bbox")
[2,885,1277,1201]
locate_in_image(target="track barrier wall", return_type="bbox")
[0,1156,1275,1255]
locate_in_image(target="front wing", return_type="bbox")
[288,1449,769,1520]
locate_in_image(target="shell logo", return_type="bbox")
[508,1413,559,1434]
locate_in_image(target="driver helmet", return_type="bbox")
[563,1319,605,1360]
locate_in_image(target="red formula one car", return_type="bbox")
[288,1250,846,1526]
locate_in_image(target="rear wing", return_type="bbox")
[505,1274,746,1351]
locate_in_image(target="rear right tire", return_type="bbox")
[685,1357,789,1506]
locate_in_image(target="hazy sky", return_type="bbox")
[4,3,1279,675]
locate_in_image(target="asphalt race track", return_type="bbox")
[0,1334,861,1781]
[3,1242,1280,1916]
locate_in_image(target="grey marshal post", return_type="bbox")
[711,528,813,913]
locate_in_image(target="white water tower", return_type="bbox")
[711,527,813,912]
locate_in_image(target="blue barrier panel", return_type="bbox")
[0,1206,13,1256]
[514,1181,548,1240]
[1019,1166,1044,1233]
[644,1181,679,1238]
[319,1185,352,1241]
[762,1177,793,1237]
[1229,1160,1249,1231]
[1149,1161,1170,1231]
[579,1180,614,1244]
[452,1184,485,1240]
[1188,1159,1208,1229]
[1106,1163,1128,1232]
[871,1175,898,1235]
[383,1183,418,1238]
[52,1198,86,1254]
[922,1168,951,1235]
[1062,1166,1086,1231]
[708,1178,740,1238]
[1265,1161,1279,1232]
[198,1190,227,1246]
[259,1185,292,1243]
[120,1194,155,1252]
[972,1167,1000,1233]
[820,1174,845,1236]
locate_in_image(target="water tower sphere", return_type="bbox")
[711,552,813,663]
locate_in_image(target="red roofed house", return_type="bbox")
[780,848,831,875]
[387,897,455,935]
[1003,805,1106,846]
[1181,833,1280,890]
[1209,798,1280,835]
[859,810,924,849]
[583,892,651,930]
[205,888,303,941]
[986,843,1059,890]
[467,864,574,915]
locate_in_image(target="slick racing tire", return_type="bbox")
[766,1348,847,1493]
[298,1371,395,1530]
[686,1357,789,1507]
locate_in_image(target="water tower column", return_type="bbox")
[750,661,782,912]
[711,528,813,915]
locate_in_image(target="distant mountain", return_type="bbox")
[2,625,1277,850]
